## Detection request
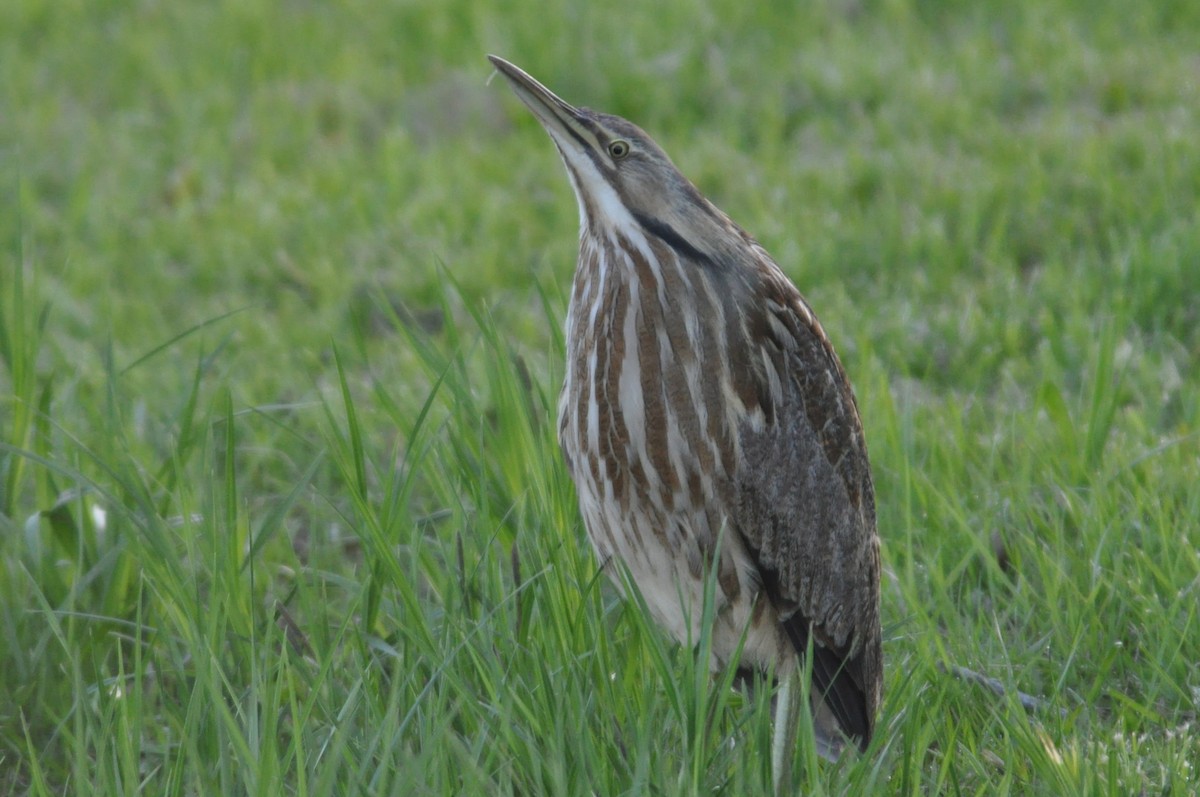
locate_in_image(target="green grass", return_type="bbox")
[2,0,1199,793]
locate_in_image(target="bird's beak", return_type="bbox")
[488,55,592,151]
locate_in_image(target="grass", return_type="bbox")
[2,0,1199,793]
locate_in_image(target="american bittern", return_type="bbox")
[489,56,882,764]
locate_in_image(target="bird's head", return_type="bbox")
[489,55,707,237]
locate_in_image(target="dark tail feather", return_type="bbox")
[780,614,870,751]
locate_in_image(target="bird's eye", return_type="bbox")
[608,140,631,159]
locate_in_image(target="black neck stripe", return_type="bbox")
[632,211,716,269]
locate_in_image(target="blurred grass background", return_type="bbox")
[2,0,1198,794]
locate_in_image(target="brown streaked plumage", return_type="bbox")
[488,55,882,759]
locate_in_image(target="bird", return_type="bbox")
[488,55,882,766]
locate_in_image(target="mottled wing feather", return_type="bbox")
[732,264,882,747]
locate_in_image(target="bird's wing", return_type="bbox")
[730,263,882,747]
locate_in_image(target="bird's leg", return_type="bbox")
[771,670,802,797]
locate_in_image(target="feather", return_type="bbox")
[732,265,882,747]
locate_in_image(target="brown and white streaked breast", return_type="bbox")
[557,219,790,668]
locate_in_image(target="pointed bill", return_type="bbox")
[488,55,599,158]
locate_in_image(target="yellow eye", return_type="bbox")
[608,140,630,159]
